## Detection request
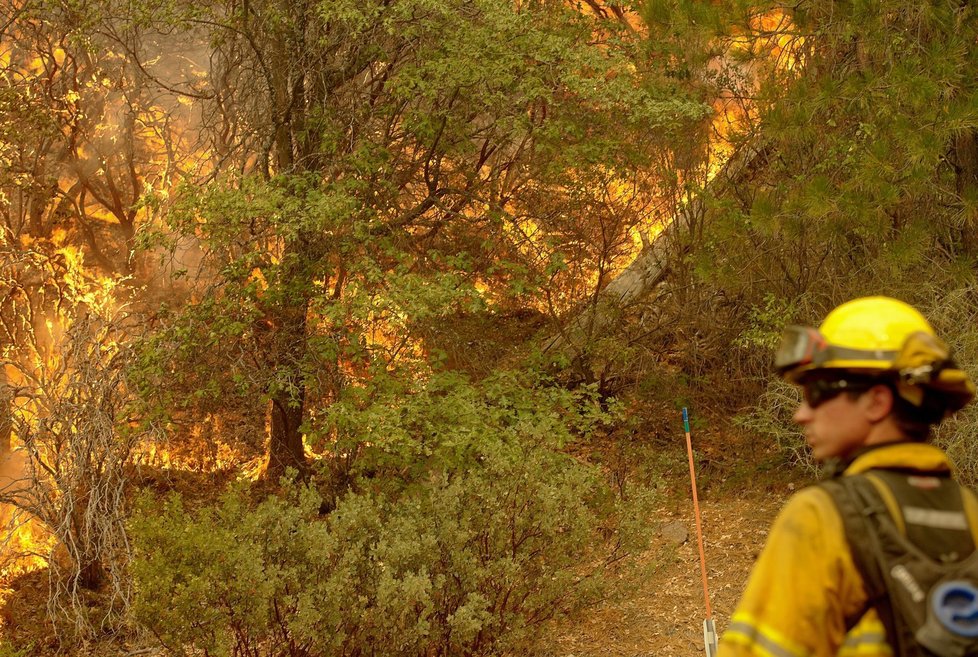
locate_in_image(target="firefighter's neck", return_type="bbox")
[825,416,913,479]
[863,415,910,448]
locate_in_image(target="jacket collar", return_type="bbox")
[839,441,953,476]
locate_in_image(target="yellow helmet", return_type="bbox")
[775,296,975,413]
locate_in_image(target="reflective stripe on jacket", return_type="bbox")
[718,442,978,657]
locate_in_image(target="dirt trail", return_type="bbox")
[547,486,790,657]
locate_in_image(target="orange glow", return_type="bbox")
[574,0,646,35]
[58,246,120,313]
[0,10,249,587]
[0,504,53,580]
[0,449,54,582]
[131,439,242,472]
[627,215,668,255]
[131,412,254,473]
[608,9,804,288]
[728,9,803,70]
[249,267,268,292]
[0,246,124,577]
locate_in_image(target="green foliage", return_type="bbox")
[313,368,619,498]
[735,293,799,351]
[130,369,653,655]
[133,0,708,471]
[0,641,32,657]
[131,380,648,656]
[701,0,978,298]
[614,0,978,429]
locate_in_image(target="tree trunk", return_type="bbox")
[77,556,107,591]
[543,143,770,361]
[69,495,107,591]
[263,272,310,479]
[267,386,307,479]
[952,129,978,255]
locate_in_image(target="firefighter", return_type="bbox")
[719,296,978,657]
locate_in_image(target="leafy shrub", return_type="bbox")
[312,369,616,502]
[131,373,650,657]
[0,641,32,657]
[132,461,621,656]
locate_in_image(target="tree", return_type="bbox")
[677,0,978,302]
[138,0,708,478]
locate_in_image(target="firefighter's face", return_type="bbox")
[792,386,877,462]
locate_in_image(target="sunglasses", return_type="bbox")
[801,378,875,409]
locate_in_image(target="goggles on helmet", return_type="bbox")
[774,326,827,374]
[774,325,898,378]
[776,324,975,413]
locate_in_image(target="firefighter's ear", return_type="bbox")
[863,383,895,422]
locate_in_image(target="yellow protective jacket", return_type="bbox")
[719,442,978,657]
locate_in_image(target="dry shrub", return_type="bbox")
[734,377,816,475]
[922,286,978,486]
[2,308,158,641]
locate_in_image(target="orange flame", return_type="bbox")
[0,450,54,583]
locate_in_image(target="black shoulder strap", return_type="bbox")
[821,475,905,653]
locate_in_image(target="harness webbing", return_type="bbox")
[822,470,978,657]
